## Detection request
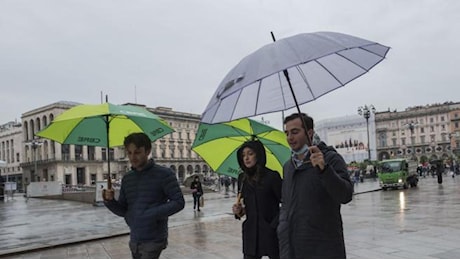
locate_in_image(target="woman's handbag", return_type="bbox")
[199,196,204,207]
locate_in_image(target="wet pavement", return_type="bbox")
[1,177,460,258]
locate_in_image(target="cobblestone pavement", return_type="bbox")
[3,178,460,258]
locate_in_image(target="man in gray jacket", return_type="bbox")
[103,133,185,258]
[278,113,353,258]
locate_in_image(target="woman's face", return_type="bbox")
[242,147,257,169]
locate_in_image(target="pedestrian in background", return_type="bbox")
[232,139,282,259]
[190,175,203,211]
[277,113,353,258]
[103,132,185,259]
[231,177,237,193]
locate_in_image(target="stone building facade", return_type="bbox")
[315,114,377,163]
[374,102,460,162]
[15,101,210,192]
[0,121,23,187]
[307,102,460,165]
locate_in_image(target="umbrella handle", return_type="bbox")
[107,177,112,190]
[236,192,242,204]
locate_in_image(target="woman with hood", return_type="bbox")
[232,139,282,259]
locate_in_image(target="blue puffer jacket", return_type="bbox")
[104,160,185,243]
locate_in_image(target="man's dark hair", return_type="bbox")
[283,113,314,130]
[124,132,152,151]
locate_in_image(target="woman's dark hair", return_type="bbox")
[123,132,152,151]
[236,139,267,183]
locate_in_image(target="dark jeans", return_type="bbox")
[129,239,167,259]
[193,193,201,210]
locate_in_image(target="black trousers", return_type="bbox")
[193,193,202,210]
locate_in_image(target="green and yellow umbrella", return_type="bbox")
[192,118,290,178]
[37,102,174,188]
[37,102,173,148]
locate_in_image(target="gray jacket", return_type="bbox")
[277,142,353,258]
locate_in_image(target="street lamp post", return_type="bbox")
[358,105,376,161]
[29,139,43,182]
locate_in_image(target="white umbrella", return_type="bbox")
[201,31,390,125]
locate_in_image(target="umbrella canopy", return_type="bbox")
[191,118,290,179]
[201,31,390,124]
[183,173,204,188]
[36,102,174,188]
[37,102,174,148]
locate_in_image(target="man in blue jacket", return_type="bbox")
[278,113,353,258]
[103,132,185,258]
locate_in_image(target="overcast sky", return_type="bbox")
[1,0,459,129]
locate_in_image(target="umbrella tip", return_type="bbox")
[271,31,276,42]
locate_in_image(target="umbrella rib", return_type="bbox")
[229,88,244,122]
[254,80,262,116]
[335,44,388,72]
[257,132,287,146]
[228,125,253,140]
[294,65,316,100]
[276,71,289,110]
[354,45,390,71]
[313,59,345,85]
[200,126,252,144]
[359,43,390,58]
[335,49,370,72]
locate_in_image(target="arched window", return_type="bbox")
[29,119,34,140]
[42,115,48,128]
[35,117,41,132]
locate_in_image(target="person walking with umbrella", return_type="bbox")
[102,132,185,259]
[277,113,353,258]
[190,175,203,212]
[232,139,282,259]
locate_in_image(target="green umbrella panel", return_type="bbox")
[192,118,290,179]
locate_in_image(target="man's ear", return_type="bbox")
[306,129,314,138]
[306,129,314,145]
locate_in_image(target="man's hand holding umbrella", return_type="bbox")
[102,189,115,201]
[309,146,326,171]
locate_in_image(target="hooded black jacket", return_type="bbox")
[236,140,282,258]
[277,141,353,258]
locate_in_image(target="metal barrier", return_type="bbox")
[61,184,96,193]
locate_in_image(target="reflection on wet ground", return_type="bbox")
[2,178,460,258]
[343,177,460,258]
